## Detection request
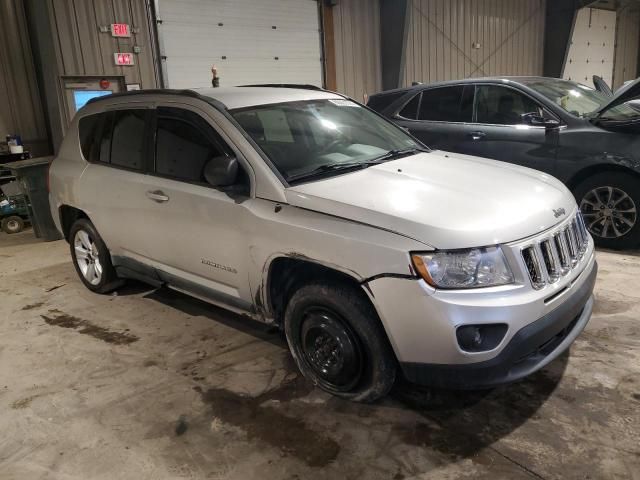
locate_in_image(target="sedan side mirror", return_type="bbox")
[204,155,238,187]
[521,112,560,129]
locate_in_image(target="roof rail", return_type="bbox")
[85,88,202,105]
[238,83,325,91]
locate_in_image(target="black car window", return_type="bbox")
[475,85,543,125]
[399,93,421,119]
[78,114,102,162]
[418,86,472,122]
[155,107,229,183]
[110,110,147,170]
[367,91,406,112]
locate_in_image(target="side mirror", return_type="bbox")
[521,112,560,129]
[204,155,238,187]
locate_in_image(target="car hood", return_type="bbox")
[285,151,577,249]
[595,77,640,117]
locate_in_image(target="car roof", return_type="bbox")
[373,76,576,96]
[196,87,343,109]
[85,86,344,111]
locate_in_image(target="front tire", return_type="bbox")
[284,281,396,402]
[574,172,640,249]
[69,219,121,293]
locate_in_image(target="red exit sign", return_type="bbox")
[110,23,130,37]
[114,52,135,66]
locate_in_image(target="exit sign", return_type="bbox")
[110,23,130,37]
[114,52,135,66]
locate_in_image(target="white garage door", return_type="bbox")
[563,8,617,87]
[156,0,323,89]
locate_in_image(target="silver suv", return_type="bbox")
[49,87,597,401]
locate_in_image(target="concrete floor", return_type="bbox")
[0,229,639,480]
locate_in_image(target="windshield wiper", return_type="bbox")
[370,147,426,162]
[286,161,374,183]
[285,148,426,183]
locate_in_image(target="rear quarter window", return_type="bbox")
[78,114,102,161]
[367,91,407,112]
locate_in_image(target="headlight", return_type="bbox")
[411,247,514,289]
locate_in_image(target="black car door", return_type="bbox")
[460,84,560,175]
[394,85,476,152]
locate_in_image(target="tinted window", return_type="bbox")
[418,86,472,122]
[78,114,102,161]
[399,93,421,119]
[155,107,227,183]
[475,85,542,125]
[110,110,147,170]
[367,91,406,112]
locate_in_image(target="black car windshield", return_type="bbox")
[524,79,638,121]
[231,98,423,182]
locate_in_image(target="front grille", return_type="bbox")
[521,212,590,290]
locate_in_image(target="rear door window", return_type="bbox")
[110,110,147,171]
[418,86,473,122]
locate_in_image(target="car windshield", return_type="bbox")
[231,98,423,183]
[524,79,639,121]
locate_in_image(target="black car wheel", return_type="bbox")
[284,281,396,402]
[1,216,24,234]
[575,172,640,249]
[69,218,122,293]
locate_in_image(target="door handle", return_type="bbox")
[469,131,486,141]
[146,190,169,203]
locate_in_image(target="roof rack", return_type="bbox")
[85,88,202,105]
[238,84,325,91]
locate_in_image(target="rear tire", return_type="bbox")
[69,219,121,293]
[574,172,640,249]
[284,281,396,402]
[1,216,24,234]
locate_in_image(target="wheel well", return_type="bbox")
[59,205,88,241]
[566,165,640,193]
[267,257,368,326]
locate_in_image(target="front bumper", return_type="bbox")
[401,261,596,388]
[366,250,597,389]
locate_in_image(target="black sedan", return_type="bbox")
[368,77,640,249]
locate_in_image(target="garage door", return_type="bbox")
[156,0,323,89]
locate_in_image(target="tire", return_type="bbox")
[284,281,396,402]
[1,216,24,234]
[69,218,121,293]
[573,172,640,249]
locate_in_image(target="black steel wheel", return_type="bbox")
[299,306,364,392]
[284,281,396,402]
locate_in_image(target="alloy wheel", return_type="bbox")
[73,229,103,285]
[580,186,637,239]
[299,306,364,392]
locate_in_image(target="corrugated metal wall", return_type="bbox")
[613,4,640,89]
[403,0,546,86]
[48,0,158,87]
[332,0,382,102]
[0,0,49,155]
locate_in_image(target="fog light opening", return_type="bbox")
[456,324,508,353]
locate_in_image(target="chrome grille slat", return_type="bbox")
[520,212,591,289]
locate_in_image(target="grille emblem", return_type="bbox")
[553,208,566,218]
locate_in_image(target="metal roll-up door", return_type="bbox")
[156,0,323,89]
